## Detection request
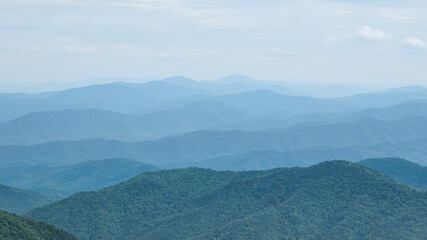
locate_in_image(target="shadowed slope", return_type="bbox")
[0,210,77,240]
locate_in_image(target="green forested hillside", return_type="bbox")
[359,158,427,190]
[0,184,49,214]
[0,158,157,200]
[26,161,427,240]
[0,210,77,240]
[190,155,427,190]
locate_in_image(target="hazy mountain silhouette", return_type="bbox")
[0,158,157,200]
[1,117,427,168]
[0,183,49,214]
[0,100,251,145]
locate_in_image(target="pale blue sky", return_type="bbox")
[1,0,426,89]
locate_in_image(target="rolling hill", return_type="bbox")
[0,210,77,240]
[179,149,349,170]
[184,156,427,190]
[0,77,342,123]
[208,100,427,132]
[26,161,427,240]
[3,95,427,146]
[173,138,427,171]
[0,109,150,145]
[359,158,427,190]
[1,79,427,124]
[1,116,427,167]
[215,89,352,117]
[0,158,157,200]
[340,100,427,121]
[336,88,427,108]
[213,75,371,97]
[0,100,250,145]
[0,183,49,214]
[134,99,251,137]
[0,80,211,122]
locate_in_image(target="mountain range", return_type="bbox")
[0,158,157,200]
[1,76,426,122]
[184,138,427,170]
[1,116,427,168]
[1,77,426,239]
[0,100,250,145]
[0,81,426,146]
[0,183,48,214]
[26,161,427,240]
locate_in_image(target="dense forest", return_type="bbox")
[359,158,427,190]
[2,0,427,238]
[0,158,157,200]
[0,210,77,240]
[26,161,427,240]
[0,183,49,214]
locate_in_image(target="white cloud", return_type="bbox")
[357,25,389,42]
[325,26,390,43]
[403,37,427,49]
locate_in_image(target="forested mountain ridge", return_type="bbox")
[2,100,427,146]
[26,161,427,240]
[184,140,427,169]
[359,158,427,190]
[189,156,427,190]
[336,88,427,108]
[1,80,427,147]
[0,100,250,145]
[0,158,157,200]
[341,100,427,121]
[1,116,427,167]
[0,210,77,240]
[1,78,426,124]
[0,183,49,214]
[0,80,212,123]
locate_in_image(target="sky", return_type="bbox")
[1,0,427,90]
